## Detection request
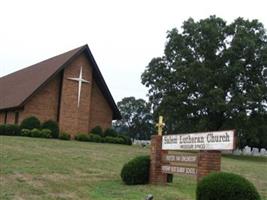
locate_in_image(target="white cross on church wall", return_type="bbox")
[67,66,90,108]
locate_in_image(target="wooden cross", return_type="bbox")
[156,116,165,136]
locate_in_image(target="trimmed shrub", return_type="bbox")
[118,135,132,145]
[20,116,41,130]
[105,136,117,144]
[121,155,150,185]
[75,133,90,141]
[0,124,6,135]
[104,136,113,143]
[41,129,52,138]
[3,124,20,136]
[196,172,261,200]
[30,128,42,137]
[30,128,52,138]
[88,134,103,143]
[104,128,117,137]
[114,137,125,144]
[104,136,128,145]
[59,132,71,140]
[21,129,31,137]
[0,124,20,136]
[42,120,59,138]
[90,126,103,136]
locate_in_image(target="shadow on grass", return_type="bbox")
[223,154,267,163]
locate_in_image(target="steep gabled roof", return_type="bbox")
[0,45,121,119]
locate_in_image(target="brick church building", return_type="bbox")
[0,45,121,135]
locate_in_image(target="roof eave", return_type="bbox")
[0,44,122,120]
[83,45,122,120]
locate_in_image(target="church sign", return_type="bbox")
[149,116,236,184]
[162,130,235,151]
[161,151,198,176]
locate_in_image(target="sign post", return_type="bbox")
[149,116,168,184]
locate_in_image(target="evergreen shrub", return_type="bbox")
[196,172,261,200]
[30,128,42,137]
[42,120,59,138]
[121,155,150,185]
[88,134,103,143]
[41,129,52,138]
[0,124,20,136]
[20,116,41,130]
[104,128,117,137]
[104,136,114,143]
[30,128,52,138]
[105,136,124,144]
[115,137,125,144]
[7,124,20,136]
[59,132,71,140]
[75,133,90,141]
[21,129,31,137]
[74,132,131,145]
[118,135,132,145]
[90,126,103,136]
[0,124,5,135]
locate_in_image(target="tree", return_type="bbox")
[141,16,267,148]
[113,97,155,140]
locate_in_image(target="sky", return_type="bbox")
[0,0,267,103]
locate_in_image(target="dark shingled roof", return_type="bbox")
[0,44,121,119]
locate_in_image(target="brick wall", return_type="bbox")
[59,53,92,135]
[197,150,221,181]
[6,112,15,124]
[19,74,61,124]
[149,135,167,184]
[150,135,222,184]
[0,112,5,124]
[1,52,114,135]
[89,79,113,132]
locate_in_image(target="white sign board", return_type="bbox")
[162,130,235,150]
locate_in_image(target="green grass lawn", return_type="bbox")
[0,136,266,200]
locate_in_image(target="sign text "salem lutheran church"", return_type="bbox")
[162,130,235,150]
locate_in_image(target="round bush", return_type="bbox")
[20,116,41,130]
[30,128,42,137]
[41,129,52,138]
[121,155,150,185]
[21,129,31,137]
[196,172,261,200]
[42,120,59,138]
